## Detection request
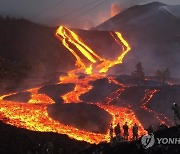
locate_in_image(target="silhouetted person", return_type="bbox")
[158,122,163,130]
[123,122,129,140]
[162,123,168,129]
[132,123,138,140]
[109,123,113,139]
[171,103,180,125]
[158,122,168,130]
[148,125,154,134]
[114,123,121,138]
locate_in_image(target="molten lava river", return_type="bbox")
[0,26,153,144]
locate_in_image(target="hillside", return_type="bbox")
[0,17,74,92]
[0,121,89,154]
[0,17,122,92]
[1,2,180,91]
[95,2,180,77]
[0,18,76,74]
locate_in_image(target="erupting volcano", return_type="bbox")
[0,25,172,144]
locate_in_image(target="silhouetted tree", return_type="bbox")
[0,15,4,21]
[131,62,145,86]
[156,68,170,86]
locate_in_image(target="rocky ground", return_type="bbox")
[80,125,180,154]
[0,121,89,154]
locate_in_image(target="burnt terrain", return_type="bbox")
[1,2,180,91]
[96,2,180,76]
[3,92,31,102]
[80,126,180,154]
[48,103,112,133]
[1,121,180,154]
[80,78,121,103]
[0,121,89,154]
[39,83,75,103]
[115,85,180,128]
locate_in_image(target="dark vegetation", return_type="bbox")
[131,61,146,86]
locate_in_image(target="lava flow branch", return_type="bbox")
[56,26,131,74]
[140,89,174,126]
[0,26,147,144]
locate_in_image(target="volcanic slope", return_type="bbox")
[95,2,180,77]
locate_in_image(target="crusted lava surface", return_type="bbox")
[80,78,121,103]
[38,83,75,103]
[47,103,112,134]
[3,92,31,103]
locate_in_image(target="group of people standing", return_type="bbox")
[108,103,180,142]
[171,103,180,125]
[109,122,138,141]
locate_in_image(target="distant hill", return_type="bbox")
[1,2,180,91]
[95,2,180,77]
[0,17,122,91]
[0,17,76,83]
[163,5,180,18]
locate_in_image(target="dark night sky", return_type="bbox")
[0,0,180,29]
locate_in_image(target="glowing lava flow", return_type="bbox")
[97,32,131,73]
[56,26,102,73]
[27,87,55,104]
[56,26,131,104]
[97,103,146,138]
[56,26,131,74]
[0,101,106,144]
[0,26,147,144]
[140,89,174,125]
[60,75,105,103]
[0,85,146,143]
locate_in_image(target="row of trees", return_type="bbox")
[131,62,170,86]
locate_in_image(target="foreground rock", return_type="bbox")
[3,92,31,103]
[0,121,89,154]
[48,103,112,133]
[80,78,121,103]
[80,126,180,154]
[38,83,75,103]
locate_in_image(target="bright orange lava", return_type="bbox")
[0,26,149,144]
[56,26,131,74]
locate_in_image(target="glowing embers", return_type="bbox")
[56,26,131,74]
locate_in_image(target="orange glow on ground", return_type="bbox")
[0,26,153,144]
